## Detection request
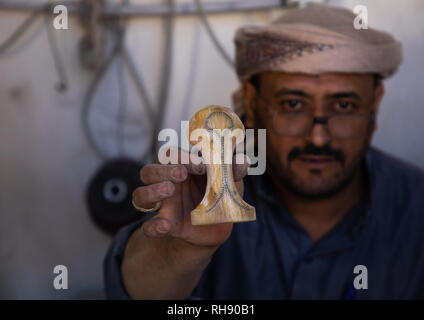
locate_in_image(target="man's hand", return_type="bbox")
[134,152,249,246]
[121,149,250,299]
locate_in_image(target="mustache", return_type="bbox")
[288,144,346,165]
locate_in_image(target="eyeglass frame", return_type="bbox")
[254,94,376,139]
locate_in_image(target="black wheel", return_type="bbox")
[86,158,145,235]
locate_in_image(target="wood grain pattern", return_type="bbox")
[189,105,256,225]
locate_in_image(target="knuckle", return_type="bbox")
[134,186,149,203]
[156,181,174,196]
[189,162,204,175]
[146,185,158,202]
[132,187,142,201]
[163,180,174,190]
[142,221,155,237]
[170,164,186,180]
[139,166,150,183]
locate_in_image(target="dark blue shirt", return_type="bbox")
[104,147,424,299]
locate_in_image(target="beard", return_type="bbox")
[269,134,372,200]
[279,157,363,199]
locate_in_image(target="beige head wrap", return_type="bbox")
[233,4,402,115]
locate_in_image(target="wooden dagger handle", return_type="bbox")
[188,105,256,226]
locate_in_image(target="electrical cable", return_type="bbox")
[0,0,284,17]
[116,0,129,157]
[95,101,145,127]
[0,2,69,92]
[82,33,123,160]
[121,46,155,124]
[2,0,266,161]
[82,4,156,162]
[0,5,43,54]
[193,0,234,68]
[117,53,127,156]
[0,17,44,57]
[147,0,175,163]
[44,11,69,92]
[181,21,201,122]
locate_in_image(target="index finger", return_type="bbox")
[157,146,251,180]
[158,146,206,175]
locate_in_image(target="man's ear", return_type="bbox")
[242,81,258,129]
[371,82,385,132]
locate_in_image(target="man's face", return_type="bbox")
[244,72,384,198]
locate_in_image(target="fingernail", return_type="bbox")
[194,164,205,174]
[156,225,169,233]
[159,182,169,195]
[235,153,245,165]
[245,155,252,165]
[171,167,182,180]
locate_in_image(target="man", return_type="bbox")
[104,5,424,299]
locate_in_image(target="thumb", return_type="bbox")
[141,216,172,238]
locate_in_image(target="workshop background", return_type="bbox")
[0,0,423,299]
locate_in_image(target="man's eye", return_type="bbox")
[335,101,357,111]
[280,99,303,111]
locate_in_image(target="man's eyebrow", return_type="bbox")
[328,92,362,102]
[274,89,310,98]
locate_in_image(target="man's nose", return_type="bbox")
[305,120,332,147]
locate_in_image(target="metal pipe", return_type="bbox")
[0,0,284,17]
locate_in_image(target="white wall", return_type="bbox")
[0,0,422,299]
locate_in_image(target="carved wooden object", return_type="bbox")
[188,105,256,225]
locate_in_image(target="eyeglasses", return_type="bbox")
[258,96,375,139]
